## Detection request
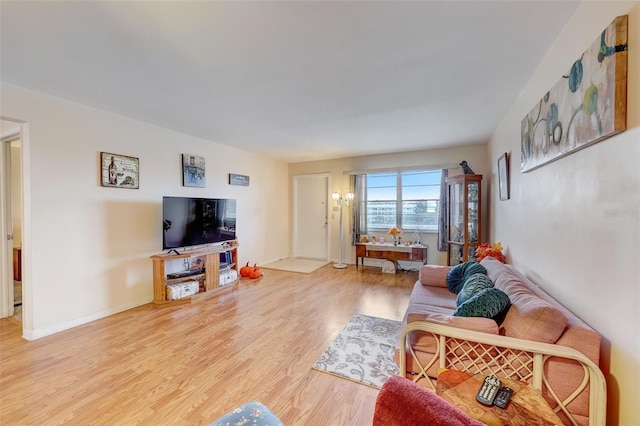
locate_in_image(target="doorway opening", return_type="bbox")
[1,118,25,324]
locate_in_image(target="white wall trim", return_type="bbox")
[22,297,153,341]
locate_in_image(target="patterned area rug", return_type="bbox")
[312,314,401,389]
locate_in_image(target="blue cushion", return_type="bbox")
[456,273,494,306]
[446,262,487,294]
[209,401,284,426]
[453,288,511,320]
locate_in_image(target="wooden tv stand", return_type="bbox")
[150,242,238,305]
[355,243,427,270]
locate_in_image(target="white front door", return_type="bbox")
[292,174,329,260]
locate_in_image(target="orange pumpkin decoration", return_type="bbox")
[249,266,262,279]
[239,262,251,277]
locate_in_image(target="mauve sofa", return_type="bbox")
[395,256,606,426]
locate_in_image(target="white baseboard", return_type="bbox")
[22,296,153,341]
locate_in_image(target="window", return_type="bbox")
[365,170,441,233]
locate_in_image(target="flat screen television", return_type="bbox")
[162,196,236,250]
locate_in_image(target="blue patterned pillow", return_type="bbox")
[453,288,511,320]
[446,261,487,294]
[209,401,284,426]
[456,273,494,306]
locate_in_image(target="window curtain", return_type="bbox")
[351,174,366,245]
[437,169,449,251]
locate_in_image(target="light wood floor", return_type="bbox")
[0,264,417,425]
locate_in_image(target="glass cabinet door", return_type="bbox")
[446,174,482,266]
[467,181,479,243]
[449,243,462,266]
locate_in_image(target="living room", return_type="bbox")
[0,1,638,425]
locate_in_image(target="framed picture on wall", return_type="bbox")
[100,152,139,189]
[498,152,510,201]
[229,173,250,186]
[182,154,206,187]
[520,15,628,172]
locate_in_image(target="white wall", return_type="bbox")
[289,144,488,266]
[0,82,290,340]
[487,2,639,424]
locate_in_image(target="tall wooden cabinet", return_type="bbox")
[446,174,482,266]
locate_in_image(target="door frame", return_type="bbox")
[1,134,16,318]
[0,117,29,337]
[292,173,331,261]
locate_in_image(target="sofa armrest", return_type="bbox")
[399,321,607,426]
[418,265,451,287]
[373,375,483,426]
[407,312,499,335]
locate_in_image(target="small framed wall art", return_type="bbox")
[100,152,139,189]
[182,154,206,187]
[498,152,510,201]
[229,173,249,186]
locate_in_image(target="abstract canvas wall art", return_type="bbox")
[521,15,628,173]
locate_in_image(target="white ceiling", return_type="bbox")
[0,1,579,162]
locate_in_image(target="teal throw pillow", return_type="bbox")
[446,261,488,294]
[453,288,511,320]
[456,273,494,306]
